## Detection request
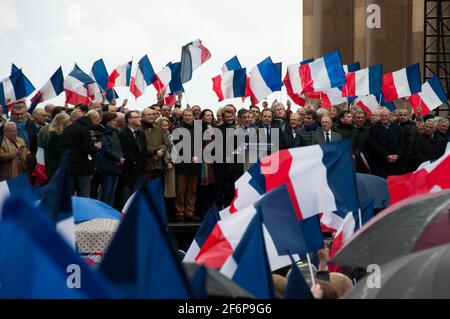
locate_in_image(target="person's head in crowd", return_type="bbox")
[437,117,450,135]
[370,108,382,124]
[316,108,330,124]
[3,122,18,142]
[101,112,118,130]
[353,109,367,128]
[249,112,256,125]
[321,116,333,132]
[86,110,101,126]
[297,107,306,124]
[339,110,353,126]
[200,109,215,126]
[10,103,26,123]
[390,109,398,123]
[125,110,142,129]
[150,104,161,118]
[216,107,224,125]
[222,109,235,126]
[272,274,288,299]
[182,109,194,125]
[289,113,301,131]
[397,108,410,124]
[115,112,126,129]
[70,109,85,123]
[90,101,102,110]
[380,108,391,125]
[44,104,55,119]
[316,279,338,299]
[50,106,66,121]
[330,106,339,121]
[161,106,171,119]
[191,105,201,120]
[49,113,71,134]
[424,119,437,137]
[107,104,119,113]
[74,103,89,113]
[224,104,236,115]
[32,109,47,126]
[273,103,286,119]
[172,107,183,120]
[423,113,435,122]
[304,110,317,127]
[261,109,273,126]
[262,101,269,109]
[416,120,426,134]
[329,272,353,298]
[238,109,251,128]
[141,107,157,126]
[155,117,170,132]
[250,105,261,121]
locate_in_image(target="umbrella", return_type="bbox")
[345,243,450,299]
[183,263,254,298]
[332,190,450,268]
[356,173,390,209]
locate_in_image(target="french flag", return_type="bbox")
[342,64,383,97]
[283,71,305,106]
[298,51,346,94]
[355,95,380,116]
[32,146,48,186]
[31,67,64,104]
[180,39,211,83]
[107,61,132,89]
[89,59,118,102]
[248,57,283,104]
[286,58,314,96]
[130,55,156,98]
[382,63,422,102]
[222,56,242,73]
[0,174,37,215]
[0,69,31,112]
[409,75,448,116]
[189,186,311,271]
[212,68,247,102]
[64,64,94,106]
[11,64,36,97]
[153,65,172,93]
[343,62,361,73]
[319,87,347,109]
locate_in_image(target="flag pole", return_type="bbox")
[306,253,316,287]
[127,56,134,101]
[358,208,363,229]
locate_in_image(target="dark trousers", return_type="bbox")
[99,174,120,207]
[70,175,91,197]
[175,174,199,216]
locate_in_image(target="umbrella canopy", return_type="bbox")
[356,173,390,209]
[345,243,450,299]
[332,190,450,268]
[183,263,254,298]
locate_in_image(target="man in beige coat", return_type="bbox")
[0,122,30,180]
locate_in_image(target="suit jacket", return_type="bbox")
[118,127,148,186]
[311,130,342,145]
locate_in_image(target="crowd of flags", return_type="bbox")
[2,42,448,116]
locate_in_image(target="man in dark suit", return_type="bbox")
[116,111,148,209]
[283,113,304,149]
[312,116,342,145]
[257,109,285,155]
[414,119,447,168]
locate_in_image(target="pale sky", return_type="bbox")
[0,0,302,111]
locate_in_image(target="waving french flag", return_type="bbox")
[0,69,31,111]
[212,68,246,102]
[248,57,283,104]
[299,51,346,94]
[382,63,421,102]
[283,71,305,106]
[64,64,95,106]
[130,55,156,98]
[30,67,64,104]
[222,56,242,73]
[89,59,118,102]
[343,62,361,73]
[153,65,172,93]
[107,61,132,89]
[286,58,314,96]
[355,95,380,116]
[180,39,211,83]
[409,75,448,116]
[342,64,382,97]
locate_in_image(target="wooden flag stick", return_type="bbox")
[306,253,316,287]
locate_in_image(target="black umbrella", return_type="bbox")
[332,190,450,268]
[183,263,254,298]
[345,243,450,299]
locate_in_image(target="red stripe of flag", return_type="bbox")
[344,72,356,97]
[382,72,398,102]
[107,69,120,89]
[299,64,313,94]
[212,75,224,102]
[195,224,233,268]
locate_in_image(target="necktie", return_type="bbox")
[326,132,331,143]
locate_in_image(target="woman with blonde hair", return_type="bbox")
[45,112,71,180]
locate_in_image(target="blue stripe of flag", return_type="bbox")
[125,61,132,87]
[406,63,422,95]
[257,57,283,92]
[232,68,247,98]
[323,51,346,88]
[368,64,383,96]
[138,55,156,86]
[70,64,95,84]
[347,62,361,72]
[50,67,64,96]
[224,56,242,71]
[429,75,448,103]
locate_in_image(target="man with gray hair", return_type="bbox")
[437,117,450,141]
[414,119,447,167]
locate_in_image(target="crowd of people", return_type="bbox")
[1,94,449,224]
